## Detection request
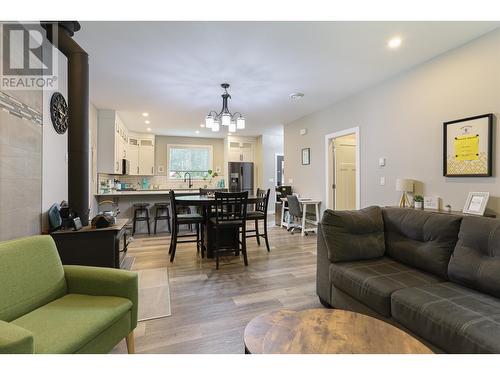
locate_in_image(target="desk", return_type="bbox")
[50,219,129,268]
[280,197,322,236]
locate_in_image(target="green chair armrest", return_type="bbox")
[0,321,34,354]
[63,265,138,330]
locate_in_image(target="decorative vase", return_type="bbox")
[414,201,423,209]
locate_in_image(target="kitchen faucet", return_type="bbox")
[183,172,193,189]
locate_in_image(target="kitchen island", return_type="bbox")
[95,189,200,233]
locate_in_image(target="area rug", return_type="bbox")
[136,267,172,321]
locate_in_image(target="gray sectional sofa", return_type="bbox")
[316,206,500,353]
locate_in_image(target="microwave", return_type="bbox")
[121,159,130,175]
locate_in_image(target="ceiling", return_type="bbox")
[75,21,499,138]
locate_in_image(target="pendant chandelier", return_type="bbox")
[205,83,245,133]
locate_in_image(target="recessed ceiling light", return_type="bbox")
[289,92,304,100]
[146,127,151,132]
[142,112,149,117]
[195,130,200,134]
[145,120,150,124]
[387,36,402,49]
[200,124,205,128]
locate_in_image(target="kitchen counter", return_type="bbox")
[95,189,199,197]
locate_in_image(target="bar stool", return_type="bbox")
[132,203,150,235]
[154,202,171,234]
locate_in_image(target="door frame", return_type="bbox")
[324,127,360,210]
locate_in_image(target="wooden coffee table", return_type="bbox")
[244,309,433,354]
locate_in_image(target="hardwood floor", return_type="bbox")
[112,219,320,354]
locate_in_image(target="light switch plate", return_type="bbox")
[380,176,386,186]
[300,128,307,135]
[157,165,165,173]
[379,157,386,167]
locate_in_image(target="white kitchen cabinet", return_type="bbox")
[128,136,140,175]
[98,110,155,176]
[98,109,128,174]
[138,137,155,175]
[228,139,254,162]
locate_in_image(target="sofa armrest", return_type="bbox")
[0,321,34,354]
[63,265,138,330]
[316,223,333,305]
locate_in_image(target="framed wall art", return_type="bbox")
[443,114,493,177]
[302,148,310,165]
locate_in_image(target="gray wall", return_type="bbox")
[284,29,500,215]
[256,134,283,210]
[155,135,225,176]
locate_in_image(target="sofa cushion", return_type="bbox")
[0,236,67,322]
[392,282,500,353]
[382,208,462,278]
[330,257,442,317]
[11,294,132,354]
[448,216,500,298]
[321,206,385,263]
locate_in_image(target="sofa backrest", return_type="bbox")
[382,208,462,278]
[0,235,67,321]
[320,206,385,263]
[448,216,500,298]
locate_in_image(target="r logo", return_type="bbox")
[2,23,52,76]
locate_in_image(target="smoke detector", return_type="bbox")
[289,92,305,100]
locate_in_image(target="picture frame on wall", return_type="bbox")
[302,148,310,165]
[463,192,490,216]
[443,113,493,177]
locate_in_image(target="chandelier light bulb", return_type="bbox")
[221,113,231,126]
[236,116,245,129]
[205,115,213,129]
[211,120,220,132]
[229,121,236,133]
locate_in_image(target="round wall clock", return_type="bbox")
[50,92,68,134]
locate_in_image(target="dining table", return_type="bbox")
[175,194,264,258]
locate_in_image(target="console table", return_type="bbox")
[50,219,129,269]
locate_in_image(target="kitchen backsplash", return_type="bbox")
[97,173,224,192]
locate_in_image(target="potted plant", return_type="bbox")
[203,170,219,186]
[414,195,424,209]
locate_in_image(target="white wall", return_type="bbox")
[261,134,283,210]
[41,49,68,231]
[284,29,500,215]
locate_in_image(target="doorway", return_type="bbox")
[275,153,284,186]
[325,128,360,210]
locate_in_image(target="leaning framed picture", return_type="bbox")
[301,148,310,165]
[443,113,493,177]
[463,192,490,216]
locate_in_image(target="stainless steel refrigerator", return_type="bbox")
[228,162,254,193]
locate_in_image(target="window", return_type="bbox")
[167,144,213,180]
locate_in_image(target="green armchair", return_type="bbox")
[0,235,138,354]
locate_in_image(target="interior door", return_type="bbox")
[333,134,357,210]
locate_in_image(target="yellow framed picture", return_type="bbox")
[443,113,493,177]
[443,114,493,177]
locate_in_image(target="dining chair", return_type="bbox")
[286,194,307,235]
[245,188,271,251]
[210,191,249,270]
[169,190,204,262]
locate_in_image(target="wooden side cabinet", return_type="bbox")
[50,219,129,269]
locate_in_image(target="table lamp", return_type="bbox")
[396,178,413,208]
